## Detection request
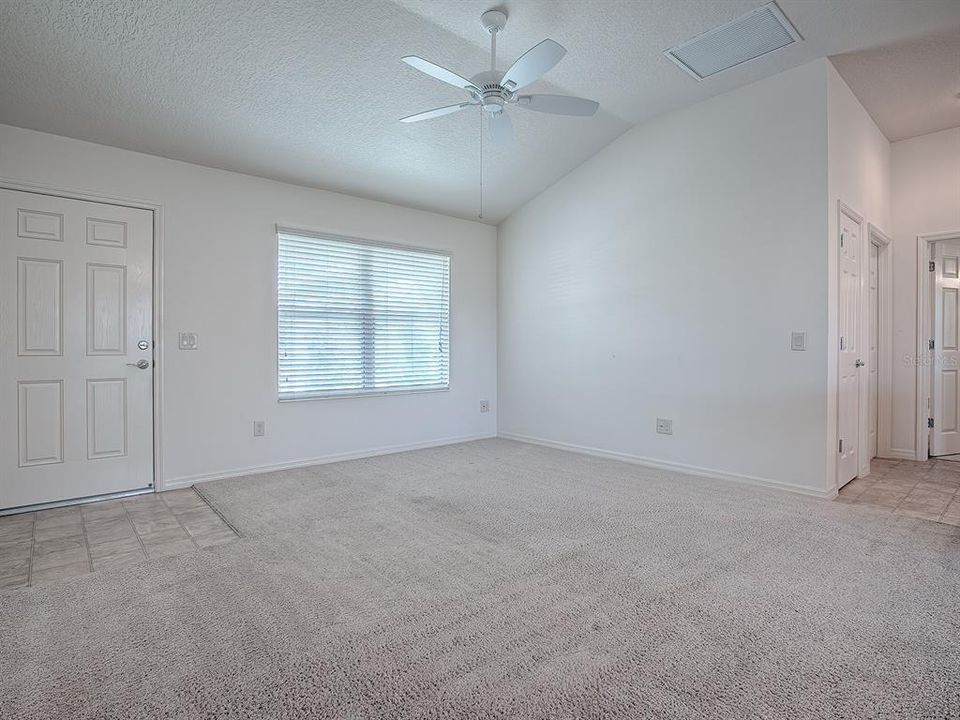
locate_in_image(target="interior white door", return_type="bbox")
[837,209,861,487]
[931,240,960,457]
[0,189,153,510]
[868,242,879,459]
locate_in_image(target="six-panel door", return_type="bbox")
[837,208,861,488]
[0,189,153,510]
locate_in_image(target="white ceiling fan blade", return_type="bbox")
[516,94,599,116]
[501,39,566,91]
[400,103,475,123]
[401,56,480,93]
[488,111,513,145]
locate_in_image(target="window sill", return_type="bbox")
[278,386,450,403]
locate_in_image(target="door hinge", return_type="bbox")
[839,336,846,351]
[929,417,935,429]
[930,339,935,350]
[838,438,844,454]
[930,260,936,272]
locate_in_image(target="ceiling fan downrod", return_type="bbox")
[481,9,507,72]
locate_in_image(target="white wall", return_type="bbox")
[498,61,831,495]
[0,124,498,487]
[825,62,891,483]
[890,127,960,456]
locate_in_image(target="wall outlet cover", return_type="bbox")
[656,418,673,435]
[790,331,806,351]
[253,420,265,437]
[479,400,490,413]
[178,332,199,350]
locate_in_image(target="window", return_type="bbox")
[277,229,450,400]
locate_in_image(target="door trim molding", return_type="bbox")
[916,230,960,462]
[867,224,893,465]
[0,176,166,491]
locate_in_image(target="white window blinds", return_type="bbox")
[277,229,450,400]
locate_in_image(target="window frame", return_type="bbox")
[275,225,452,402]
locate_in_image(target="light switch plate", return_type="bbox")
[791,331,806,351]
[178,332,198,350]
[656,418,673,435]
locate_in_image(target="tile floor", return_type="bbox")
[837,456,960,525]
[0,488,238,591]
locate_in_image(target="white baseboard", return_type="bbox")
[883,448,921,461]
[498,432,837,499]
[161,432,497,491]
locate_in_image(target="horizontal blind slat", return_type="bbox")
[278,232,450,399]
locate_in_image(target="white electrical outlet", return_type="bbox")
[253,420,265,437]
[656,418,673,435]
[479,400,490,413]
[178,332,198,350]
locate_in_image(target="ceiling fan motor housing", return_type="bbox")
[470,70,512,113]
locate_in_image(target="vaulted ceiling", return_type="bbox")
[831,27,960,142]
[1,0,958,222]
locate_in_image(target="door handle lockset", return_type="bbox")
[855,359,865,368]
[126,359,150,370]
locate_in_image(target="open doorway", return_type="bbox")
[917,231,960,462]
[837,228,960,523]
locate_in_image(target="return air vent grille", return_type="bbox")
[664,2,801,80]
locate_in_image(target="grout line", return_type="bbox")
[191,486,242,538]
[937,486,960,523]
[890,481,920,513]
[851,459,960,524]
[26,512,36,587]
[158,492,201,550]
[78,507,94,574]
[121,500,151,560]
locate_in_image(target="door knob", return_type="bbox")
[855,359,865,367]
[126,359,150,370]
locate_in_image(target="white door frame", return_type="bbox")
[865,224,894,469]
[0,177,166,492]
[917,230,960,461]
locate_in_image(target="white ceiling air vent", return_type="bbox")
[664,2,801,81]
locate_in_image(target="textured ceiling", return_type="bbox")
[831,28,960,142]
[1,1,958,223]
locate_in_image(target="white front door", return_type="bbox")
[0,189,154,510]
[837,209,862,487]
[931,240,960,457]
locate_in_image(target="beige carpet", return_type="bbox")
[1,439,958,718]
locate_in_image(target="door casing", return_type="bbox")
[917,231,960,461]
[864,224,893,468]
[834,203,897,489]
[0,176,166,497]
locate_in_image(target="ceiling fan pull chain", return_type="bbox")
[478,108,484,220]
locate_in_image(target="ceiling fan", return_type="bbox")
[400,8,599,145]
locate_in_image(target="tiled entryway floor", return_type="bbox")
[0,488,238,590]
[837,456,960,525]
